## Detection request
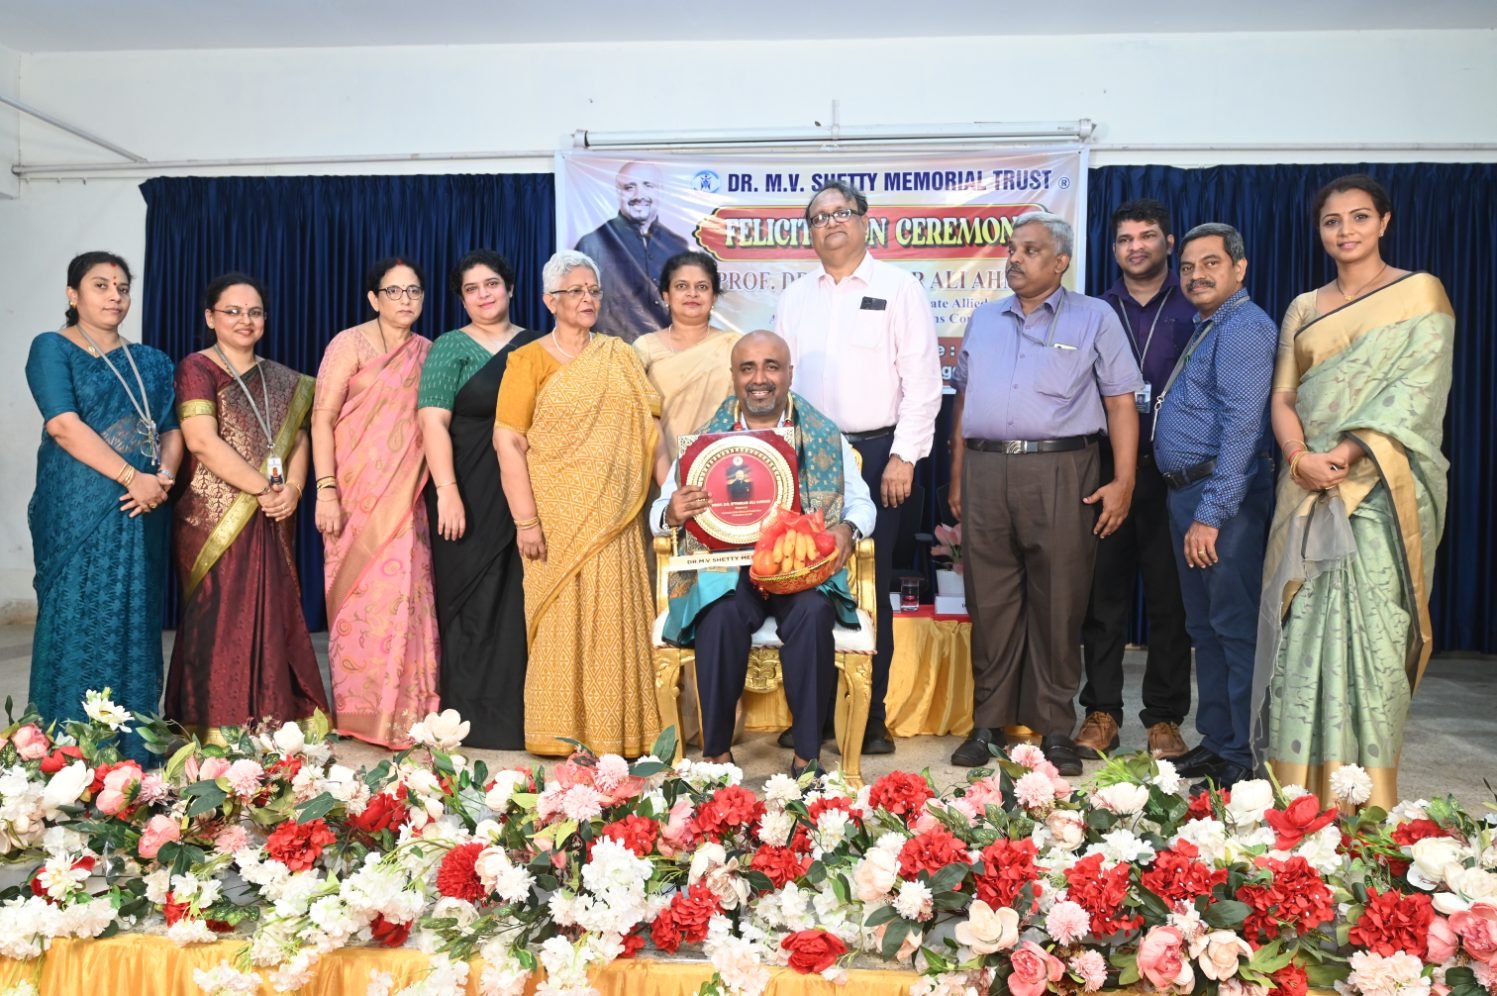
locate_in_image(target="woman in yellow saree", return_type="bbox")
[1257,175,1455,809]
[495,250,663,757]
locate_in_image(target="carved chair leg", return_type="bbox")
[836,651,873,789]
[653,648,687,764]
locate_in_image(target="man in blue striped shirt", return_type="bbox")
[1152,223,1277,792]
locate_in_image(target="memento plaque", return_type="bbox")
[675,428,800,551]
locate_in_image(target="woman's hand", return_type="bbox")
[436,486,466,541]
[1293,452,1349,492]
[517,522,547,562]
[315,492,345,537]
[258,483,299,522]
[120,469,170,517]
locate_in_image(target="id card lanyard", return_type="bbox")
[213,345,283,484]
[1113,287,1172,413]
[75,328,161,467]
[1150,317,1214,443]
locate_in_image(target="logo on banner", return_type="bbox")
[691,170,723,194]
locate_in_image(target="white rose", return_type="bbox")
[1224,780,1274,825]
[852,847,900,902]
[1094,783,1151,816]
[954,899,1020,954]
[42,761,93,817]
[1407,837,1468,891]
[410,709,470,751]
[484,770,529,811]
[271,722,306,756]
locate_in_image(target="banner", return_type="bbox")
[555,148,1088,384]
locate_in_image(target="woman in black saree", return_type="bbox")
[417,250,542,748]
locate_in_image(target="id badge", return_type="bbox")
[1135,382,1153,413]
[266,455,285,487]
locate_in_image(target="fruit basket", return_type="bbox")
[747,507,839,595]
[750,550,839,596]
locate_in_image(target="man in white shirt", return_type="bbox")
[774,181,943,754]
[652,331,877,777]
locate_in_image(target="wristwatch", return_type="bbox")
[847,523,864,543]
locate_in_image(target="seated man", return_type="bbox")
[652,331,876,777]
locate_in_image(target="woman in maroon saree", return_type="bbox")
[166,273,327,736]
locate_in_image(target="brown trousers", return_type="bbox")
[963,444,1100,737]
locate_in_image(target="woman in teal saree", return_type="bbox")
[1257,176,1455,809]
[25,252,183,753]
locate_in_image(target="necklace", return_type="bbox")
[1335,262,1389,302]
[75,325,160,466]
[550,329,593,360]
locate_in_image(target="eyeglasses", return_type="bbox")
[550,286,603,301]
[379,285,425,300]
[214,307,266,321]
[808,207,862,229]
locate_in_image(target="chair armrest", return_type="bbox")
[654,534,675,620]
[849,537,878,639]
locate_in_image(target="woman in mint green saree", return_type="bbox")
[1256,175,1455,809]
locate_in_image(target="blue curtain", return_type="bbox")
[1084,163,1495,654]
[139,173,557,628]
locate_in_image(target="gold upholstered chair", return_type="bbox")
[652,536,878,786]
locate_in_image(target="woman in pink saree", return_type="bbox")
[311,257,441,747]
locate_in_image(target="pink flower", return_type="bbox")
[137,773,169,804]
[1070,950,1108,992]
[137,814,181,859]
[1138,926,1194,991]
[198,756,232,781]
[1198,930,1252,981]
[558,784,606,822]
[1427,915,1460,964]
[965,776,1005,811]
[11,723,49,760]
[661,798,696,852]
[535,783,565,822]
[1008,940,1065,996]
[1014,771,1056,809]
[1009,744,1046,769]
[224,759,265,797]
[1046,899,1092,945]
[1450,901,1497,964]
[97,764,143,816]
[214,825,251,856]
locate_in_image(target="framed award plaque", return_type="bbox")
[676,428,800,551]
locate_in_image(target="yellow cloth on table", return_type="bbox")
[0,938,925,996]
[739,615,975,737]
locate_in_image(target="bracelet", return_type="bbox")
[1281,439,1306,457]
[116,462,135,485]
[157,467,176,483]
[286,480,303,499]
[1289,450,1308,482]
[436,481,458,490]
[316,475,336,487]
[253,480,273,497]
[316,480,338,492]
[513,515,540,529]
[316,491,340,502]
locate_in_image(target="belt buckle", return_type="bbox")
[1003,440,1025,455]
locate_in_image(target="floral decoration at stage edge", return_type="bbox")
[1,691,1496,996]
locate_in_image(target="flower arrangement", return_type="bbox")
[931,523,963,575]
[2,693,1497,996]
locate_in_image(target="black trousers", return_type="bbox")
[849,433,897,729]
[694,571,836,760]
[1079,450,1193,728]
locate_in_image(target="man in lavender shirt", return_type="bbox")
[949,212,1143,775]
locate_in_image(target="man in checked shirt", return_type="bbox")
[1152,223,1278,793]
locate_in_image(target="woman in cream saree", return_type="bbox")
[1258,176,1455,809]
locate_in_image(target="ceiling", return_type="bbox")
[1,0,1494,51]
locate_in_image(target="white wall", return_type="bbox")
[1,27,1495,608]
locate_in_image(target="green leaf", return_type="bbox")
[296,791,338,822]
[649,726,679,764]
[864,905,900,928]
[927,861,969,894]
[1306,962,1350,988]
[1247,939,1295,975]
[304,709,331,743]
[163,742,197,782]
[881,917,914,960]
[743,870,775,894]
[185,782,229,817]
[830,874,851,905]
[1086,808,1116,832]
[1116,961,1141,987]
[1201,899,1251,929]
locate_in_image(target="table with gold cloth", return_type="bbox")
[741,606,976,738]
[0,937,928,995]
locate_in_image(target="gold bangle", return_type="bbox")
[513,515,540,529]
[1289,450,1308,482]
[1281,439,1306,457]
[436,481,458,489]
[286,480,303,498]
[118,465,137,487]
[315,475,336,488]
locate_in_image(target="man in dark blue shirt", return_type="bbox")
[1077,200,1197,763]
[1153,223,1277,792]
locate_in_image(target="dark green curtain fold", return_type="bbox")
[138,164,1492,651]
[139,173,557,629]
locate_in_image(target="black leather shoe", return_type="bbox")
[1041,734,1083,777]
[790,757,821,780]
[862,721,895,756]
[778,727,834,749]
[950,727,998,767]
[1173,746,1224,778]
[1189,758,1254,795]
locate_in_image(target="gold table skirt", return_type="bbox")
[0,937,924,996]
[741,612,976,738]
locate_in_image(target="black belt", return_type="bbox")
[1161,458,1215,489]
[845,425,896,443]
[964,433,1099,455]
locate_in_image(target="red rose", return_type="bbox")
[39,744,85,775]
[1141,841,1228,907]
[868,771,934,820]
[267,754,303,780]
[349,786,409,837]
[264,817,337,873]
[694,786,765,840]
[805,796,862,825]
[435,841,488,902]
[370,914,412,948]
[1187,786,1228,822]
[1064,853,1142,935]
[1348,887,1434,957]
[619,929,647,959]
[898,827,969,879]
[650,909,684,953]
[162,891,233,932]
[1269,963,1309,996]
[1237,856,1335,944]
[1264,796,1338,852]
[670,882,720,944]
[975,838,1045,910]
[751,845,811,889]
[601,815,660,858]
[781,928,848,974]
